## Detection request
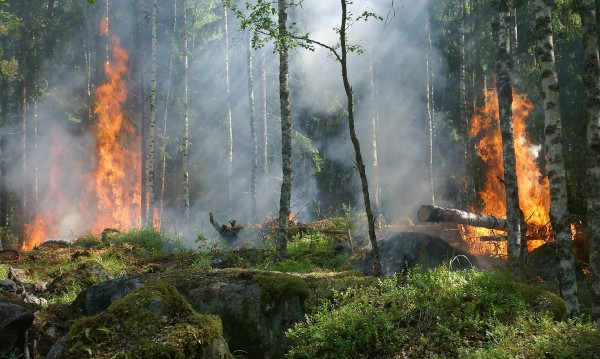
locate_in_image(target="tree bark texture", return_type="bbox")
[426,0,436,206]
[146,0,157,227]
[579,0,600,323]
[535,0,579,317]
[276,0,292,262]
[495,0,526,260]
[138,0,148,227]
[340,0,381,276]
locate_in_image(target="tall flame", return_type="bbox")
[86,17,141,232]
[22,18,141,249]
[463,87,550,256]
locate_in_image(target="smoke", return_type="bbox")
[2,0,457,247]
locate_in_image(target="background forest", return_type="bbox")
[0,0,597,249]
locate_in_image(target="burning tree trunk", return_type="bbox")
[579,0,600,324]
[535,0,579,317]
[417,204,508,231]
[495,0,527,260]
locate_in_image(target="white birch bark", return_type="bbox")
[535,0,579,316]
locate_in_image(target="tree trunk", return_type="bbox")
[224,6,234,216]
[276,0,292,262]
[261,49,269,198]
[159,0,177,229]
[426,0,436,206]
[138,0,148,227]
[246,32,258,223]
[495,0,526,260]
[339,0,381,276]
[579,0,600,324]
[459,0,469,208]
[535,0,579,317]
[182,0,190,224]
[146,0,157,228]
[368,46,382,229]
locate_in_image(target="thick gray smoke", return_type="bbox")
[4,0,452,246]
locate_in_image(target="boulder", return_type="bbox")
[60,281,233,359]
[0,300,35,357]
[80,275,141,315]
[351,232,478,275]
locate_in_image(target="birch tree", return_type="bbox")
[495,0,526,260]
[578,0,600,323]
[534,0,579,317]
[182,0,190,224]
[224,5,234,215]
[146,0,157,227]
[246,32,258,222]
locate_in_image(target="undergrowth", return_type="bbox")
[285,266,599,359]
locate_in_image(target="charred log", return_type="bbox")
[209,212,243,240]
[417,204,508,231]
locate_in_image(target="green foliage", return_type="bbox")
[106,228,184,255]
[285,267,579,359]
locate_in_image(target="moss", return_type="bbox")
[252,271,309,305]
[301,271,376,312]
[514,282,567,320]
[62,280,224,359]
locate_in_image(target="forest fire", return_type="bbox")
[462,87,550,257]
[22,19,140,249]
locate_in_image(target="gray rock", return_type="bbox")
[352,232,478,275]
[83,275,141,315]
[0,301,35,357]
[46,335,67,359]
[0,279,17,292]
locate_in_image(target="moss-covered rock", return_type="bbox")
[61,280,231,359]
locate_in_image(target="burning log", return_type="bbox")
[417,205,508,231]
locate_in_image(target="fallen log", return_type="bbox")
[417,205,508,231]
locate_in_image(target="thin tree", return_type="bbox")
[146,0,157,227]
[368,46,382,229]
[159,0,177,228]
[261,49,269,201]
[459,0,469,208]
[247,32,258,223]
[224,5,234,215]
[579,0,600,324]
[275,0,292,262]
[426,0,435,206]
[182,0,190,224]
[495,0,526,260]
[534,0,579,317]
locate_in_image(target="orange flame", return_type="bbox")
[22,18,142,249]
[86,19,141,232]
[463,87,550,256]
